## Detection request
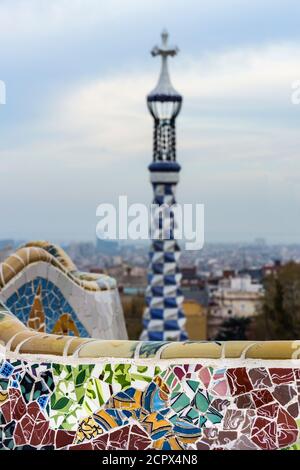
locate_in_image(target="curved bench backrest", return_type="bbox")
[0,241,127,340]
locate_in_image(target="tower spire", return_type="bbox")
[148,30,180,101]
[140,31,187,342]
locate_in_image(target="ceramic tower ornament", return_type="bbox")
[141,31,188,341]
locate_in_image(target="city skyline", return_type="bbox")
[1,1,300,243]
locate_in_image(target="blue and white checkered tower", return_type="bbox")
[141,31,188,341]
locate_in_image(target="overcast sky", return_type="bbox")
[1,0,300,244]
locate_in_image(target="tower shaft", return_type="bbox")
[140,31,187,341]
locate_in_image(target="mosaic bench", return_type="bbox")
[0,301,299,450]
[0,241,127,340]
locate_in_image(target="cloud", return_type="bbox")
[29,41,300,166]
[1,1,300,242]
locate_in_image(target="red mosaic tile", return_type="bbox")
[257,402,279,419]
[92,434,109,450]
[128,425,152,450]
[287,402,299,418]
[55,430,76,449]
[27,402,41,422]
[30,419,49,446]
[252,389,274,408]
[195,441,210,450]
[235,393,254,409]
[173,367,185,380]
[12,395,27,421]
[277,408,298,449]
[108,425,130,450]
[41,428,55,446]
[14,421,27,446]
[251,417,272,437]
[277,408,297,430]
[9,389,22,417]
[70,442,93,450]
[273,384,297,406]
[277,428,298,448]
[131,424,149,436]
[251,420,277,450]
[248,368,272,389]
[19,414,35,443]
[211,398,230,412]
[269,369,294,385]
[227,368,253,396]
[203,428,218,440]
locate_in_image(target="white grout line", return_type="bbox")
[2,350,300,369]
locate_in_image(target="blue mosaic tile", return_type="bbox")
[7,277,89,337]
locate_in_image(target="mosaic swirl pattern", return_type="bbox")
[0,302,300,450]
[0,358,300,450]
[6,278,89,337]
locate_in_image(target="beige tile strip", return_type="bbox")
[0,301,299,360]
[0,241,116,291]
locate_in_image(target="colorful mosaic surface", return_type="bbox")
[0,241,127,340]
[6,278,89,337]
[0,357,299,450]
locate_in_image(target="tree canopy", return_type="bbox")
[255,262,300,340]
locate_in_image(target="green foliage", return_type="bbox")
[255,262,300,340]
[51,396,70,410]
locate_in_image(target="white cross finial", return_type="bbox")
[151,30,179,58]
[148,30,182,102]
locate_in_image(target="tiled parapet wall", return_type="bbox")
[0,241,127,340]
[0,304,300,450]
